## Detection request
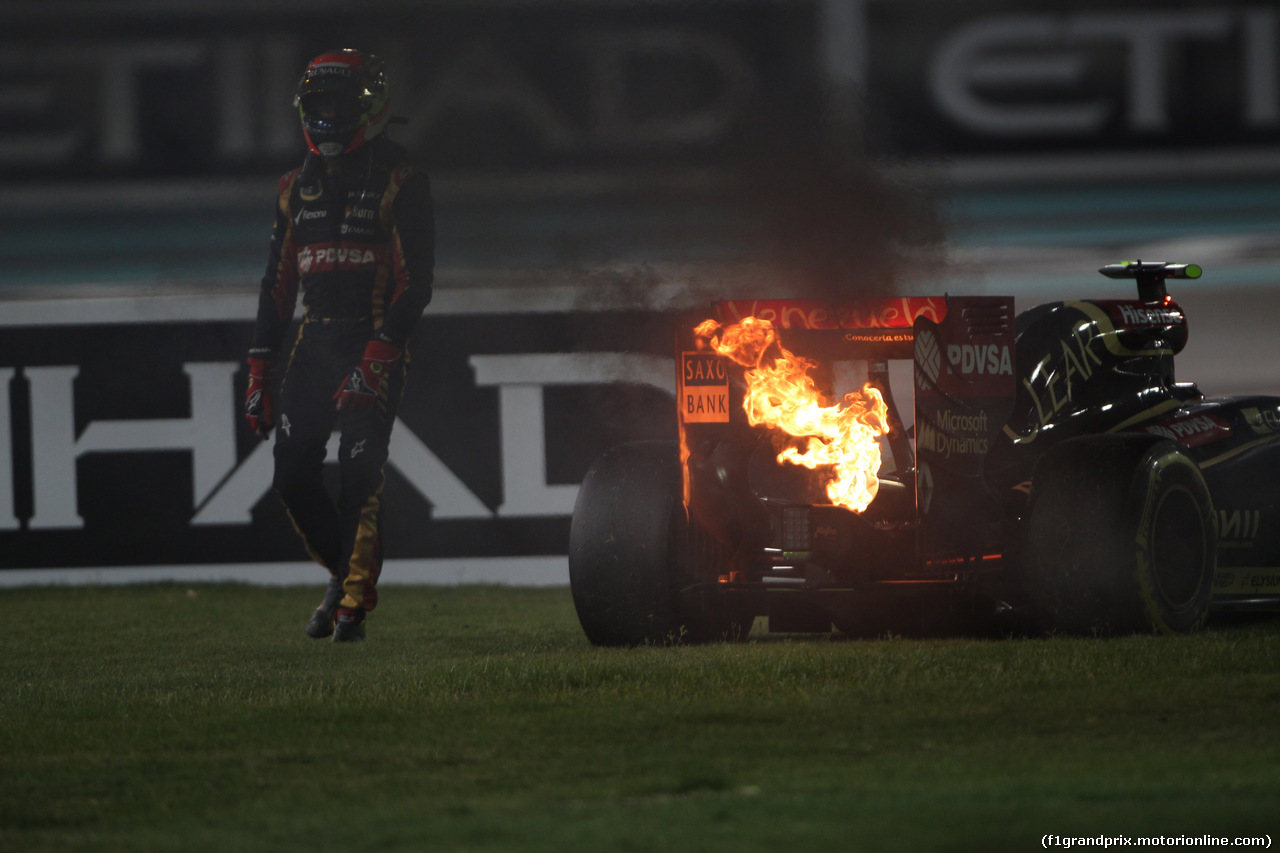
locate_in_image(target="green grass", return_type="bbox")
[3,584,1278,852]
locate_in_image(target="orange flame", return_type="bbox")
[696,316,890,513]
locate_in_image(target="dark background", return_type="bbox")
[2,0,1278,573]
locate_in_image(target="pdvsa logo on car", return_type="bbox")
[947,343,1012,377]
[1144,413,1231,448]
[681,352,729,423]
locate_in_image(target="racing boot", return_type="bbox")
[304,575,344,639]
[332,607,366,643]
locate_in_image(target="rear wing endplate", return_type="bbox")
[912,296,1016,558]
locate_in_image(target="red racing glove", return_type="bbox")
[244,357,275,440]
[335,340,401,412]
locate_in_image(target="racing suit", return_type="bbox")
[249,136,434,615]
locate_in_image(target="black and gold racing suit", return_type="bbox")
[249,136,434,613]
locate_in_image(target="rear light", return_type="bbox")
[781,506,810,552]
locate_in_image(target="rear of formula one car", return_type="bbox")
[568,294,1021,644]
[568,261,1280,645]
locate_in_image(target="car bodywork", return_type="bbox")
[569,262,1280,643]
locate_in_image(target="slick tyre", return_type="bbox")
[569,440,742,646]
[1024,435,1216,635]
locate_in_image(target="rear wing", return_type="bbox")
[702,297,952,475]
[676,296,1017,545]
[712,297,947,360]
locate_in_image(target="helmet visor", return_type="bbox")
[299,91,363,124]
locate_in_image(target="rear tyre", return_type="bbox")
[569,440,745,646]
[1024,435,1216,635]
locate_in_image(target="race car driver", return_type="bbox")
[243,49,435,642]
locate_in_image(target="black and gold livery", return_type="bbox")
[250,135,434,622]
[252,137,433,357]
[568,261,1280,645]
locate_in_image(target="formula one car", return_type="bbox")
[569,261,1280,643]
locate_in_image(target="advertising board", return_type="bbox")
[3,0,1273,181]
[0,296,679,583]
